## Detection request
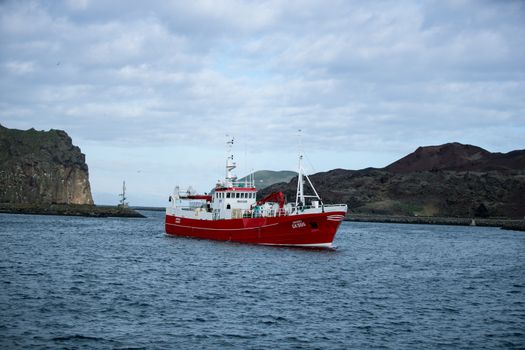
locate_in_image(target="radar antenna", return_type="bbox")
[225,135,237,186]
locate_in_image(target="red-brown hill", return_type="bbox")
[261,143,525,218]
[385,142,525,172]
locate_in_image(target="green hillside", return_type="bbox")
[239,170,296,190]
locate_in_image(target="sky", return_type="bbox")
[1,0,524,206]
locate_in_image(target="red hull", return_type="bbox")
[165,211,345,247]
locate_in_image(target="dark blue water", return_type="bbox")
[1,211,524,349]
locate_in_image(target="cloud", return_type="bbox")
[0,0,524,203]
[4,60,35,74]
[65,0,89,11]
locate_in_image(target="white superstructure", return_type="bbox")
[166,136,347,221]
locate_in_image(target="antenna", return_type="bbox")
[119,180,128,207]
[295,129,304,208]
[294,129,323,211]
[298,128,303,158]
[225,135,236,186]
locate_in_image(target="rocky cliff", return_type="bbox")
[0,124,94,205]
[261,143,525,219]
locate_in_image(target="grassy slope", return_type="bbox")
[238,170,296,190]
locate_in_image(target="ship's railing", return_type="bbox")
[289,204,347,213]
[247,208,288,218]
[243,203,347,218]
[321,204,348,209]
[175,203,347,219]
[178,201,207,210]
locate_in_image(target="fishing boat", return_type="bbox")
[165,138,347,247]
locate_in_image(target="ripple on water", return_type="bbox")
[0,212,524,349]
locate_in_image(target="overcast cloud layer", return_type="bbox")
[1,0,524,205]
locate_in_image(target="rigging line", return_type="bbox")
[304,153,317,175]
[242,122,249,183]
[296,129,317,174]
[244,138,247,183]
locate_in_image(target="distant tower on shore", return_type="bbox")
[118,180,128,207]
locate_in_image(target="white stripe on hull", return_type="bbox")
[327,215,345,222]
[166,222,279,231]
[259,242,333,248]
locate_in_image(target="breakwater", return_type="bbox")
[0,203,145,218]
[346,214,525,232]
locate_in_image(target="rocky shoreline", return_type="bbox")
[346,214,525,232]
[0,203,145,218]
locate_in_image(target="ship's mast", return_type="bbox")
[225,136,237,187]
[295,130,305,207]
[119,180,127,207]
[294,129,323,210]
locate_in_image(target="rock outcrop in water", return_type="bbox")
[261,143,525,219]
[0,124,93,205]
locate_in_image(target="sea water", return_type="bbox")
[1,211,524,349]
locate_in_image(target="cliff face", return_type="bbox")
[0,124,94,205]
[261,143,525,218]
